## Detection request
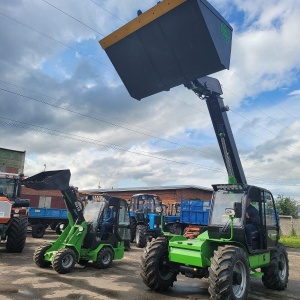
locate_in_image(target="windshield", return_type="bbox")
[210,189,244,226]
[83,199,107,229]
[0,178,17,199]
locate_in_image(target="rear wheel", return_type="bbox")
[262,243,289,290]
[33,243,52,268]
[6,216,28,253]
[130,218,137,242]
[136,225,147,248]
[140,236,178,291]
[52,248,76,274]
[93,247,113,269]
[32,223,46,238]
[208,245,250,300]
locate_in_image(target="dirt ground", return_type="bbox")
[0,232,299,300]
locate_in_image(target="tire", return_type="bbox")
[93,247,113,269]
[32,223,46,238]
[52,248,76,274]
[6,216,28,253]
[136,225,147,248]
[50,222,58,231]
[33,243,52,268]
[130,218,137,242]
[169,223,182,235]
[208,245,250,300]
[140,236,178,291]
[124,240,131,251]
[262,243,289,290]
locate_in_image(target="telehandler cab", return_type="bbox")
[22,169,131,274]
[99,0,289,298]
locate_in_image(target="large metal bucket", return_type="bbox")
[100,0,232,100]
[22,169,71,191]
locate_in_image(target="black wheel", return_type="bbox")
[50,222,58,231]
[93,247,113,269]
[136,225,147,248]
[130,218,137,242]
[32,223,46,238]
[169,223,182,235]
[140,236,178,291]
[208,245,250,300]
[52,248,76,274]
[33,243,52,268]
[6,216,28,253]
[262,243,289,290]
[124,240,131,251]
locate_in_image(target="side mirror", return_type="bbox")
[234,202,242,218]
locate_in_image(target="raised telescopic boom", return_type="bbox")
[185,76,247,185]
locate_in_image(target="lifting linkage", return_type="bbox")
[22,169,85,225]
[185,76,247,186]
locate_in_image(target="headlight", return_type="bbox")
[14,209,20,214]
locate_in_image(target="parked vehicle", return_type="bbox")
[27,207,68,238]
[100,1,289,298]
[129,193,163,248]
[22,169,131,274]
[0,172,29,253]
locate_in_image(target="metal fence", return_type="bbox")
[279,215,300,235]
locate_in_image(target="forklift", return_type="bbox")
[98,0,289,298]
[22,169,131,274]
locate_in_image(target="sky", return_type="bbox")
[0,0,300,199]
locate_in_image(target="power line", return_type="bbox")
[0,115,297,187]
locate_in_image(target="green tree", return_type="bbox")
[276,195,298,218]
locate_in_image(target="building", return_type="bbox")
[80,185,213,205]
[0,147,25,174]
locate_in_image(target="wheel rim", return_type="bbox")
[158,249,173,280]
[232,260,247,298]
[102,252,111,264]
[62,254,74,268]
[278,252,287,281]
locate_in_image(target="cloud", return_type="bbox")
[0,0,299,198]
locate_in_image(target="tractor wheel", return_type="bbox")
[93,247,113,269]
[6,216,28,253]
[32,223,46,238]
[208,245,250,300]
[136,225,147,248]
[33,243,52,268]
[140,236,178,291]
[50,222,58,231]
[170,223,182,235]
[130,218,137,242]
[52,248,76,274]
[262,243,289,290]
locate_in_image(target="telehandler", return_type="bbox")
[99,0,289,298]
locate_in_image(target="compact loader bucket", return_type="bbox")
[22,169,71,191]
[100,0,232,100]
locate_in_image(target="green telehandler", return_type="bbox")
[22,169,131,274]
[99,0,289,298]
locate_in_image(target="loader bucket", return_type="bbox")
[100,0,232,100]
[22,169,71,191]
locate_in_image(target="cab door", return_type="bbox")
[263,191,280,249]
[118,199,131,243]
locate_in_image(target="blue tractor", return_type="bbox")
[129,193,163,248]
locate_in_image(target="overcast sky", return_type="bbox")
[0,0,300,198]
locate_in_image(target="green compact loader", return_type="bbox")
[22,169,130,274]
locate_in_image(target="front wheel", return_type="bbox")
[262,243,289,290]
[140,236,178,291]
[136,225,147,248]
[33,243,52,268]
[52,248,76,274]
[6,216,28,253]
[93,247,113,269]
[208,245,250,300]
[32,223,46,238]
